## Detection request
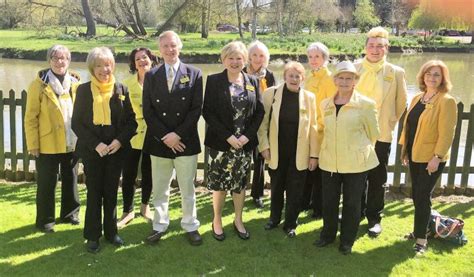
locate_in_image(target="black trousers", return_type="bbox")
[409,160,445,239]
[83,153,123,241]
[301,167,323,214]
[251,149,265,199]
[361,141,391,223]
[268,159,307,230]
[320,170,368,246]
[35,153,79,228]
[121,148,152,213]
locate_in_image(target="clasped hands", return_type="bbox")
[226,135,249,150]
[260,148,318,171]
[162,132,185,154]
[95,139,122,157]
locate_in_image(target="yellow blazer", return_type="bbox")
[399,92,457,162]
[355,61,407,143]
[304,67,337,145]
[24,69,80,154]
[123,74,147,150]
[318,91,380,173]
[257,84,318,171]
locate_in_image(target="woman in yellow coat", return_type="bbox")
[117,48,158,227]
[399,60,457,255]
[24,45,81,233]
[302,42,337,218]
[314,61,379,255]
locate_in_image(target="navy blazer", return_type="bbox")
[142,62,203,158]
[203,69,264,152]
[72,82,137,160]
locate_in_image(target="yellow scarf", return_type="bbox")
[356,56,386,101]
[260,78,268,92]
[91,75,115,126]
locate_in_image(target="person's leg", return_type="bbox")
[212,191,227,234]
[120,148,141,214]
[140,152,153,217]
[283,164,307,231]
[250,149,265,202]
[340,172,369,247]
[83,158,104,241]
[35,154,60,230]
[59,152,80,221]
[174,155,200,232]
[300,171,313,212]
[268,167,286,225]
[150,156,175,232]
[232,189,247,233]
[310,167,323,217]
[102,155,122,241]
[319,170,342,242]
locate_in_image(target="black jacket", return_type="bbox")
[203,70,264,151]
[142,63,203,158]
[72,82,137,160]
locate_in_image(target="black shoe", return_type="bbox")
[86,240,100,254]
[368,223,382,238]
[253,198,264,209]
[61,215,80,225]
[187,230,203,246]
[145,230,165,244]
[211,223,225,241]
[285,228,296,238]
[339,244,352,255]
[264,221,279,230]
[233,222,250,240]
[314,239,333,247]
[107,235,124,247]
[38,223,55,233]
[413,243,428,255]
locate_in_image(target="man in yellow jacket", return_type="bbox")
[355,27,408,237]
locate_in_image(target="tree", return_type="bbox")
[235,0,244,39]
[154,0,193,36]
[353,0,381,32]
[81,0,96,36]
[200,0,210,38]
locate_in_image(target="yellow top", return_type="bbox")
[123,74,147,149]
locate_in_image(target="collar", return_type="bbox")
[165,60,180,73]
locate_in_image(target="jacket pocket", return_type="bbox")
[351,144,370,166]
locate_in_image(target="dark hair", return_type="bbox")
[128,47,159,74]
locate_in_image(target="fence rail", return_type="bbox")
[1,89,473,196]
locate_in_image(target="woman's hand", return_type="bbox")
[162,132,181,149]
[308,158,318,171]
[261,149,271,160]
[426,156,441,175]
[238,135,249,146]
[401,155,409,166]
[227,135,243,149]
[29,149,40,158]
[107,139,122,155]
[95,142,109,157]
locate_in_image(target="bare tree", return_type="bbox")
[154,0,192,36]
[201,0,210,38]
[235,0,244,39]
[81,0,96,36]
[251,0,258,39]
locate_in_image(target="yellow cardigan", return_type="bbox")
[24,70,80,154]
[123,74,147,150]
[354,61,407,143]
[318,91,380,173]
[304,67,337,145]
[257,84,318,171]
[399,92,457,162]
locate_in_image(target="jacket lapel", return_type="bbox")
[156,65,168,94]
[44,85,61,109]
[271,84,284,134]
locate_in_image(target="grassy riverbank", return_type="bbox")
[0,27,471,63]
[0,183,473,275]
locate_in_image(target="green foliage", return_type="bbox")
[408,7,440,30]
[353,0,381,32]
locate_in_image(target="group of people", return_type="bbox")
[25,27,457,256]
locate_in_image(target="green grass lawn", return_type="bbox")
[0,183,473,276]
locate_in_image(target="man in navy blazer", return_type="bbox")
[142,30,203,246]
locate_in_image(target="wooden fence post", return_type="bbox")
[460,104,474,194]
[0,90,4,179]
[446,102,464,194]
[8,90,17,181]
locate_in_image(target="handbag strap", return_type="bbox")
[435,216,460,238]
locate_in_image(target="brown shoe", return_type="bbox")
[187,230,203,246]
[145,230,165,244]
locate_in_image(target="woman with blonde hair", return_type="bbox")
[399,60,457,255]
[72,47,137,253]
[258,61,318,237]
[203,41,264,241]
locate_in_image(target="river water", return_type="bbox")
[0,53,473,184]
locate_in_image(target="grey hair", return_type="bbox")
[158,30,183,50]
[46,45,71,62]
[306,42,330,66]
[86,47,115,76]
[247,40,270,68]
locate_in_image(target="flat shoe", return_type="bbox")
[107,235,125,247]
[414,243,428,255]
[339,244,352,255]
[211,223,225,241]
[187,230,203,246]
[86,240,100,254]
[233,222,250,240]
[314,239,333,247]
[264,221,279,230]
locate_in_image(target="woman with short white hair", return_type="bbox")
[72,47,137,253]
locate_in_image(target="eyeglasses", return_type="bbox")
[51,56,68,63]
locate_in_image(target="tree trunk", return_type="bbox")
[276,0,283,36]
[154,0,192,36]
[109,0,138,37]
[118,0,140,34]
[251,0,257,40]
[133,0,147,35]
[235,0,243,39]
[200,0,209,38]
[81,0,96,37]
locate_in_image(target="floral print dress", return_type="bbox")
[207,83,253,193]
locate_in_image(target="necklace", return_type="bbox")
[420,91,438,104]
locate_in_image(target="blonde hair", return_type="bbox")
[283,61,305,78]
[416,60,453,93]
[220,41,248,64]
[248,40,270,68]
[158,30,183,50]
[86,47,115,76]
[366,26,389,46]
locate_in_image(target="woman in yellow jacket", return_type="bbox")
[399,60,457,255]
[302,42,337,218]
[314,61,379,255]
[258,61,318,237]
[117,48,158,227]
[24,45,81,233]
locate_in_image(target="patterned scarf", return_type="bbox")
[247,65,268,92]
[91,74,115,126]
